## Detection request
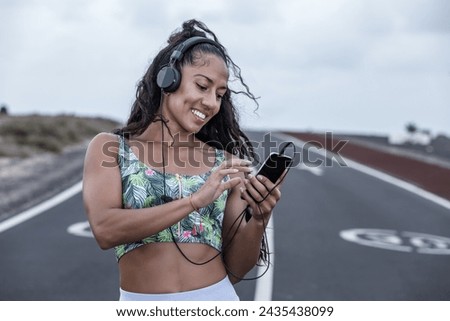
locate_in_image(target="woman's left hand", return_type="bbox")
[240,174,281,223]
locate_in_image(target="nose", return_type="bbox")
[202,91,219,110]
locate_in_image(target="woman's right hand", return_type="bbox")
[192,158,252,208]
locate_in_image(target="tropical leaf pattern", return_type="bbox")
[114,135,229,261]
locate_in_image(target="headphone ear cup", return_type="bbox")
[156,66,181,93]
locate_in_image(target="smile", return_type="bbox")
[191,109,206,120]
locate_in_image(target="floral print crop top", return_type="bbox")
[114,135,229,261]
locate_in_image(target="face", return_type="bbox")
[162,53,228,134]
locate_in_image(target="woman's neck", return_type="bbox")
[134,119,198,148]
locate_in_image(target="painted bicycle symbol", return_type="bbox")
[340,228,450,255]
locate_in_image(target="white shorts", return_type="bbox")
[119,276,240,301]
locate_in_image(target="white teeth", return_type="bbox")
[192,109,206,120]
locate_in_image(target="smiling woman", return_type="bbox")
[82,19,285,301]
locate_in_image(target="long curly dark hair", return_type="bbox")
[114,19,258,161]
[114,19,269,265]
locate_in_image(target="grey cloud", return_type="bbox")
[400,0,450,34]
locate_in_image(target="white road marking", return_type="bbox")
[340,228,411,252]
[344,158,450,210]
[67,221,93,238]
[295,163,324,176]
[254,215,275,301]
[340,228,450,255]
[275,133,450,211]
[0,181,83,234]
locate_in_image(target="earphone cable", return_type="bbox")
[160,126,295,279]
[224,142,295,281]
[167,143,295,279]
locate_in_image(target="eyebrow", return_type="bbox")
[194,74,228,91]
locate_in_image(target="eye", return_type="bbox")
[217,89,227,101]
[196,83,207,91]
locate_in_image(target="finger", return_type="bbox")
[247,178,281,211]
[245,175,272,202]
[223,158,253,172]
[245,196,267,219]
[240,186,258,208]
[219,168,240,176]
[244,186,263,204]
[222,177,242,191]
[255,175,281,201]
[232,159,253,167]
[216,164,252,180]
[240,186,274,221]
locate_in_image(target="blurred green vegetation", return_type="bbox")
[0,114,121,157]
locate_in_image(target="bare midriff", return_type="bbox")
[118,243,227,293]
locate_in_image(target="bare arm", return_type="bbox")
[83,133,199,249]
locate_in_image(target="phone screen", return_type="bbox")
[256,152,293,183]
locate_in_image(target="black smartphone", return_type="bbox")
[255,152,293,183]
[244,152,293,222]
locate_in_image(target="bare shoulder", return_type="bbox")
[85,132,120,167]
[88,132,119,148]
[87,132,119,153]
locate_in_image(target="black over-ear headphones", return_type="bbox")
[156,36,222,93]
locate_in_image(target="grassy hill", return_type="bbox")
[0,114,121,157]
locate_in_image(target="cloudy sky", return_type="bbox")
[1,0,449,136]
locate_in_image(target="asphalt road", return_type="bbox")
[1,131,450,300]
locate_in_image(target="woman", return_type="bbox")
[83,19,282,301]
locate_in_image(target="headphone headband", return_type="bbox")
[169,36,219,63]
[157,36,222,92]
